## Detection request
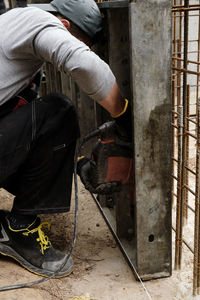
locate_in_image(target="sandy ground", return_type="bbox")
[0,180,199,300]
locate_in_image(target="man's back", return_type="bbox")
[0,7,65,104]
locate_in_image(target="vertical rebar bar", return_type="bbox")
[176,0,183,108]
[196,0,200,106]
[183,85,190,222]
[192,2,200,294]
[175,105,184,268]
[175,0,189,269]
[172,1,178,205]
[173,0,177,56]
[197,96,200,292]
[172,78,176,205]
[193,98,200,295]
[182,0,189,109]
[177,39,182,108]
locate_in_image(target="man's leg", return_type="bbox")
[0,93,80,277]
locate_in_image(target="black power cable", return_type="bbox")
[0,122,110,292]
[0,136,86,292]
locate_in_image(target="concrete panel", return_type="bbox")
[129,0,172,279]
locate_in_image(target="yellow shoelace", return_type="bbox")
[23,222,52,255]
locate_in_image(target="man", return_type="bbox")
[0,0,131,277]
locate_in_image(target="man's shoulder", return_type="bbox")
[0,7,63,58]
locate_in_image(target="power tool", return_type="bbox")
[83,121,135,211]
[90,121,132,185]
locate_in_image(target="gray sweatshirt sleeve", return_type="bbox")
[34,26,116,101]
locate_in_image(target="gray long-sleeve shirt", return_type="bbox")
[0,7,115,105]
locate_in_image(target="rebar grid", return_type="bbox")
[172,0,200,295]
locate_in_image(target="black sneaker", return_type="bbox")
[0,210,73,277]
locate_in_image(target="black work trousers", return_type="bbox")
[0,93,80,215]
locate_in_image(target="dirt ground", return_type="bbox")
[0,180,199,300]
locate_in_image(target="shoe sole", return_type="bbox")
[0,243,73,278]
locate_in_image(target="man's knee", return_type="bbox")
[41,93,76,114]
[37,93,80,138]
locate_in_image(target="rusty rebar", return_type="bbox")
[175,105,184,269]
[183,184,196,196]
[173,56,200,66]
[183,85,190,221]
[196,10,200,295]
[193,98,200,295]
[173,226,194,253]
[184,165,196,176]
[172,67,200,76]
[173,7,200,12]
[172,79,176,205]
[198,105,200,292]
[186,117,197,125]
[177,40,182,108]
[173,5,177,55]
[179,0,189,266]
[173,2,200,293]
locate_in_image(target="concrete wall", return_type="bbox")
[129,0,172,279]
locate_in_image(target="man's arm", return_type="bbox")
[34,26,116,103]
[34,24,131,136]
[97,82,125,116]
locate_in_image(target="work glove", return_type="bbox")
[77,156,121,194]
[111,99,132,143]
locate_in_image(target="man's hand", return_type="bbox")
[77,157,120,194]
[111,99,132,143]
